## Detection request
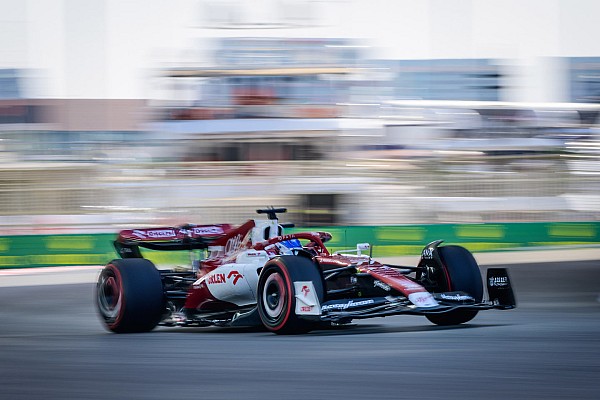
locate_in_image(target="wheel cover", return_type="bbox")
[262,272,286,321]
[97,270,122,322]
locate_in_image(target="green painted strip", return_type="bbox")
[375,227,427,242]
[547,223,596,238]
[455,224,506,239]
[0,238,10,253]
[43,236,96,251]
[1,222,599,268]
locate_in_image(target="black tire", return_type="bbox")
[426,245,483,326]
[96,258,165,333]
[257,255,325,334]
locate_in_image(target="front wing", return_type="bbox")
[319,295,514,323]
[319,267,516,323]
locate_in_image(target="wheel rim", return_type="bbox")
[97,269,122,322]
[262,272,286,321]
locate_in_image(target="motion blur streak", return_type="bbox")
[1,1,599,399]
[0,259,599,399]
[0,1,599,233]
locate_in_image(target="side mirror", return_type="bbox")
[356,243,370,256]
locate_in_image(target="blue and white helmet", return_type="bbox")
[275,239,302,255]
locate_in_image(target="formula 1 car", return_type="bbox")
[96,208,516,334]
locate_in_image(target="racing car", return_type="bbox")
[96,208,516,334]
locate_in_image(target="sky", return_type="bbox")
[1,0,600,100]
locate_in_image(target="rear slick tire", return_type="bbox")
[257,256,324,335]
[96,258,165,333]
[426,245,483,326]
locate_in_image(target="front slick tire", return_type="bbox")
[96,258,165,333]
[426,245,484,326]
[257,256,324,335]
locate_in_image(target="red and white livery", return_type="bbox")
[96,208,516,334]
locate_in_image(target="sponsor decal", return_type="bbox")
[132,230,147,239]
[206,270,243,285]
[321,299,375,311]
[362,266,426,295]
[294,281,321,316]
[400,281,424,291]
[439,293,474,301]
[371,267,423,289]
[207,273,226,284]
[373,280,391,291]
[278,234,296,242]
[227,270,243,285]
[301,285,310,297]
[147,229,176,238]
[133,229,176,239]
[408,292,438,308]
[224,234,244,255]
[300,285,310,297]
[489,276,509,287]
[421,247,434,259]
[193,226,225,235]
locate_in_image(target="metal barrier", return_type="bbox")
[0,154,598,233]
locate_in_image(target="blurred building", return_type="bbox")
[0,0,599,231]
[569,57,600,103]
[382,59,502,102]
[149,37,378,163]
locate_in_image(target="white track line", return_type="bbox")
[0,265,102,276]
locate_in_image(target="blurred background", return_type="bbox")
[1,0,599,234]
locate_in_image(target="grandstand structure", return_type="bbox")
[0,1,599,231]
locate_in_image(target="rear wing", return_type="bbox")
[114,225,232,258]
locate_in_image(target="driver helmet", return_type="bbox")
[275,239,302,255]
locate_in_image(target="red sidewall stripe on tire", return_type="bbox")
[268,260,294,332]
[106,264,126,329]
[440,262,453,292]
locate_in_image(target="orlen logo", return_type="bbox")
[207,273,226,284]
[206,270,243,285]
[193,226,224,235]
[227,270,243,285]
[147,229,176,238]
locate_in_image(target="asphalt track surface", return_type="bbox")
[1,259,599,400]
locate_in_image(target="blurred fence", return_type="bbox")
[1,222,599,268]
[0,154,598,234]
